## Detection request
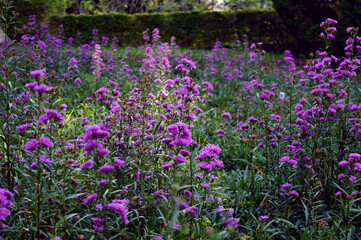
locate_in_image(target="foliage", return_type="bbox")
[2,7,361,240]
[48,9,287,49]
[273,0,361,55]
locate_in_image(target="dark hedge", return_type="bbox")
[49,10,290,50]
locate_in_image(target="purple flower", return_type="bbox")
[99,165,114,173]
[349,176,357,182]
[34,84,48,96]
[201,182,211,188]
[40,137,53,148]
[195,144,222,160]
[107,200,129,224]
[180,150,191,157]
[80,160,93,171]
[30,69,46,79]
[161,162,173,169]
[30,161,38,169]
[25,139,39,151]
[98,148,110,157]
[339,160,349,166]
[288,190,299,196]
[167,124,179,135]
[281,183,292,188]
[175,155,186,163]
[222,112,232,119]
[83,193,97,204]
[74,78,82,84]
[114,158,125,168]
[258,215,269,221]
[97,180,109,187]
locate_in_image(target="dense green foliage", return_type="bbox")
[273,0,361,54]
[49,9,287,49]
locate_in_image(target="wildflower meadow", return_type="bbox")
[1,2,361,240]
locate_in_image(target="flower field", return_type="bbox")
[1,12,361,240]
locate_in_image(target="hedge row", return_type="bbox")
[49,10,290,49]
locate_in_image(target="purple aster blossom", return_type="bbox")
[0,189,13,225]
[180,149,191,157]
[92,217,105,232]
[173,138,192,147]
[195,144,222,160]
[354,163,361,171]
[349,153,361,161]
[186,206,199,217]
[114,158,125,168]
[201,182,211,188]
[84,140,97,153]
[349,176,357,182]
[38,114,50,124]
[222,112,232,119]
[34,84,48,96]
[224,217,240,228]
[202,81,213,91]
[335,191,341,197]
[16,123,32,133]
[40,137,53,148]
[161,161,173,169]
[25,139,39,151]
[30,69,46,79]
[107,200,129,224]
[196,162,212,171]
[74,78,82,84]
[98,148,110,157]
[175,155,186,163]
[25,82,38,90]
[150,237,164,240]
[215,159,224,167]
[97,180,109,187]
[288,190,299,196]
[80,160,93,171]
[167,124,179,135]
[83,193,97,204]
[339,160,349,166]
[258,215,269,221]
[30,161,38,169]
[281,183,292,188]
[194,173,203,178]
[99,165,114,173]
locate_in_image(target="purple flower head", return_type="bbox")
[99,165,114,173]
[34,84,48,96]
[30,69,46,79]
[339,160,349,167]
[180,149,191,157]
[161,161,173,169]
[201,182,211,188]
[107,200,129,224]
[80,160,93,171]
[222,112,232,119]
[258,215,269,221]
[25,82,38,90]
[167,124,179,135]
[288,190,299,196]
[74,78,82,84]
[40,137,53,148]
[98,148,110,157]
[114,158,125,168]
[195,144,222,160]
[25,139,39,151]
[83,193,97,204]
[175,155,186,163]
